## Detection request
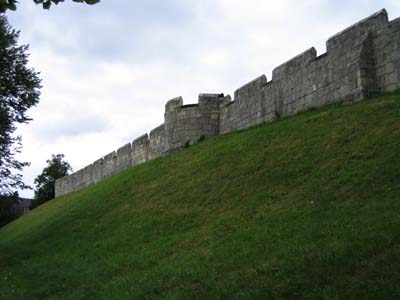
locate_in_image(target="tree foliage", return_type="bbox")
[31,154,72,209]
[0,191,18,227]
[0,15,41,193]
[0,0,100,12]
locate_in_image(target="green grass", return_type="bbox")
[1,92,400,300]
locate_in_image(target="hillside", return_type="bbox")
[1,92,400,300]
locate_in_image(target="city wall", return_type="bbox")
[55,9,400,197]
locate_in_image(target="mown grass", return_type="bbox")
[1,92,400,300]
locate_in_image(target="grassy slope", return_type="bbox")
[1,93,400,300]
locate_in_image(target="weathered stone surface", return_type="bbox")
[55,9,400,198]
[103,151,117,178]
[220,75,269,134]
[149,124,165,160]
[116,143,132,173]
[165,94,225,153]
[132,134,150,166]
[92,158,103,184]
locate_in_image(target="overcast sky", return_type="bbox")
[6,0,400,198]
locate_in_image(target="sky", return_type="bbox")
[6,0,400,198]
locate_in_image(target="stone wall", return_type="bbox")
[55,9,400,197]
[164,94,224,152]
[220,75,271,134]
[374,16,400,92]
[132,134,149,167]
[149,124,166,160]
[54,93,224,197]
[219,10,394,134]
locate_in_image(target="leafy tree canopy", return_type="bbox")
[0,191,18,227]
[31,154,72,209]
[0,15,41,193]
[0,0,100,12]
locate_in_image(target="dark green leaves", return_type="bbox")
[0,0,100,12]
[31,154,72,209]
[0,15,41,192]
[73,0,100,4]
[0,0,18,12]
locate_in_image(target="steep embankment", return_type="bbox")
[1,93,400,300]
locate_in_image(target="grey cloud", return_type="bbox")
[11,0,197,64]
[36,111,109,141]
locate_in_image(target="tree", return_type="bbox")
[0,0,100,12]
[0,191,18,227]
[0,15,41,193]
[31,154,72,209]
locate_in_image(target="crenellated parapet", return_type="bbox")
[55,9,400,197]
[55,93,224,197]
[132,134,149,167]
[164,93,225,152]
[219,9,400,135]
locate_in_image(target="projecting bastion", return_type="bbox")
[56,9,400,197]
